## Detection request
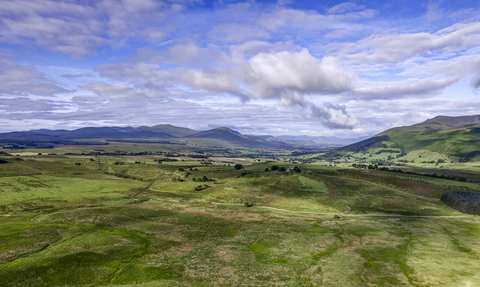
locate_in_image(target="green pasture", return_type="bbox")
[1,149,480,286]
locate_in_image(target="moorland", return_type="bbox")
[1,116,480,286]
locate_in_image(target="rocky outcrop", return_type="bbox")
[441,190,480,215]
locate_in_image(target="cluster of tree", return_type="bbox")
[156,158,178,162]
[194,184,209,191]
[234,164,244,170]
[291,151,317,156]
[106,139,176,145]
[268,165,301,172]
[353,164,468,182]
[352,163,378,170]
[200,159,214,166]
[375,149,401,154]
[172,176,184,182]
[188,154,209,159]
[192,176,215,182]
[441,190,480,215]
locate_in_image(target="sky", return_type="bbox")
[1,0,480,138]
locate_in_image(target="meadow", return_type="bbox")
[1,145,480,286]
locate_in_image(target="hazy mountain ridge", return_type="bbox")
[0,123,368,150]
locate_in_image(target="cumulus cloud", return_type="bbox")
[303,102,357,129]
[85,47,357,129]
[181,48,357,128]
[245,49,353,101]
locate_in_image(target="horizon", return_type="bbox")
[1,0,480,137]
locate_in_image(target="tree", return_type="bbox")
[234,164,244,170]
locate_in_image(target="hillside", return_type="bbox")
[326,115,480,162]
[184,127,287,148]
[379,115,480,136]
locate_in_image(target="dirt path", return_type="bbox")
[132,167,164,200]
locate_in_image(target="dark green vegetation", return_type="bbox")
[2,142,480,286]
[324,115,480,163]
[441,190,480,215]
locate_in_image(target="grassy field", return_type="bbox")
[1,148,480,286]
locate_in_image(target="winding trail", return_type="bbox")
[132,167,164,200]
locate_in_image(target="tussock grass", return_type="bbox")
[1,151,480,286]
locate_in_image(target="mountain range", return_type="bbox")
[0,124,346,150]
[2,115,480,159]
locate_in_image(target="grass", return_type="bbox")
[1,147,480,286]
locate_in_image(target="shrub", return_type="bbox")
[234,164,244,170]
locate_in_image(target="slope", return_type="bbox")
[326,115,480,162]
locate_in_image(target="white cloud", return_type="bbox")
[1,1,479,136]
[471,74,480,89]
[349,77,459,100]
[327,2,365,14]
[208,23,270,43]
[245,49,353,101]
[0,0,193,57]
[182,70,242,95]
[0,58,67,96]
[346,22,480,64]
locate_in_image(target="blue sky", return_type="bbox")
[1,0,480,137]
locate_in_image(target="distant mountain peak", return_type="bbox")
[421,115,480,128]
[214,127,240,133]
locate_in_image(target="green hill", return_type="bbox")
[327,115,480,162]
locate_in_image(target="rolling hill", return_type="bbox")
[326,115,480,162]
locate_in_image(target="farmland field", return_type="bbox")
[1,148,480,286]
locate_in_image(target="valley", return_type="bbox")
[1,124,480,286]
